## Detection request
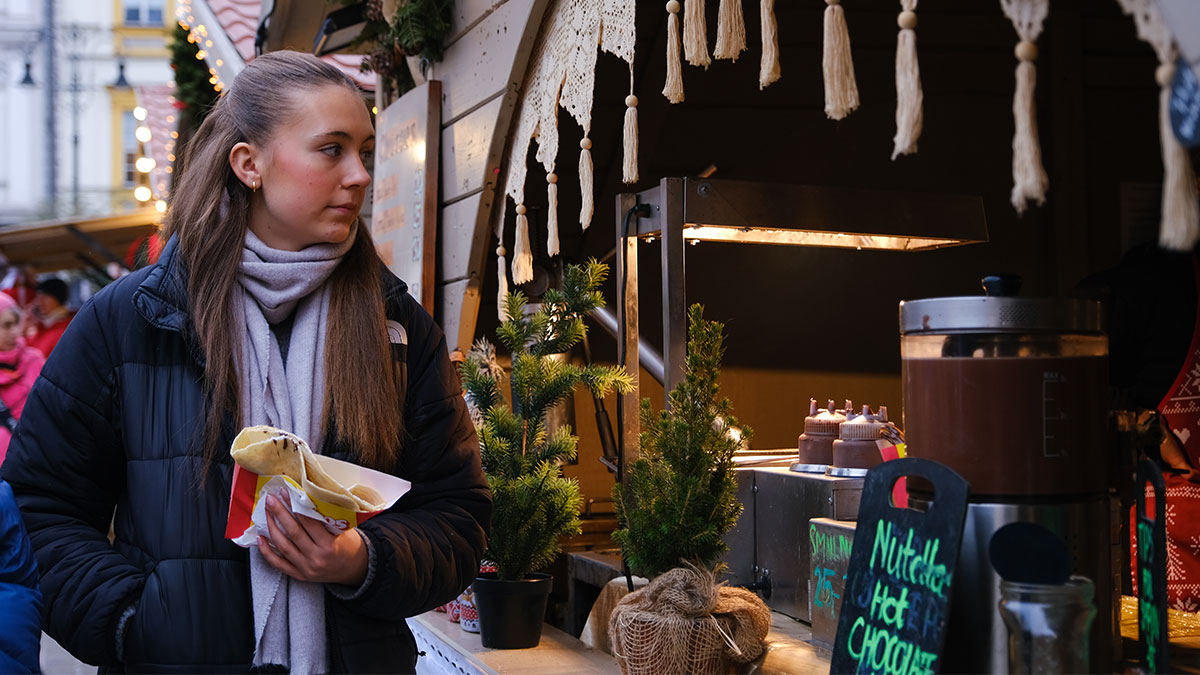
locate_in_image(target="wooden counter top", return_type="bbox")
[409,608,832,674]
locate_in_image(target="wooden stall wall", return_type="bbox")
[428,0,551,351]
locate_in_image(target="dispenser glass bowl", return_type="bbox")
[899,297,1108,498]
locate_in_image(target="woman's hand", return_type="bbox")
[257,492,368,587]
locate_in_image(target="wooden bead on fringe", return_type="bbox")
[495,244,509,320]
[546,172,560,257]
[579,137,594,229]
[512,203,533,285]
[663,1,685,103]
[891,0,923,159]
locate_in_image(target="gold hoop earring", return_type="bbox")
[252,180,258,192]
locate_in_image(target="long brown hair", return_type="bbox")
[163,51,402,474]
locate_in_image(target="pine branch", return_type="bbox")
[471,260,628,580]
[613,304,752,578]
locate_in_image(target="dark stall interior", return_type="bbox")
[474,0,1179,483]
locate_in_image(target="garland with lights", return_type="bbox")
[170,23,219,132]
[357,0,453,99]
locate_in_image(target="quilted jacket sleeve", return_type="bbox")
[0,300,145,666]
[0,480,41,674]
[333,293,490,622]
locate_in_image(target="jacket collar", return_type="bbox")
[132,235,192,336]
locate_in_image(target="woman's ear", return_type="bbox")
[229,142,261,190]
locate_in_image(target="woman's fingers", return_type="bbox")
[258,535,304,578]
[266,493,316,551]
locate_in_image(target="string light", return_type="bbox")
[135,126,152,143]
[135,157,156,173]
[134,186,152,202]
[176,0,227,93]
[133,107,147,121]
[155,200,168,213]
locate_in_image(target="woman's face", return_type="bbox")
[242,84,375,251]
[0,309,21,351]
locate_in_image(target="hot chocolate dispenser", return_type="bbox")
[898,288,1114,672]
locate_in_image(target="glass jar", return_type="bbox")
[999,576,1096,674]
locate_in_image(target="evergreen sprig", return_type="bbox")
[460,259,634,581]
[612,304,751,579]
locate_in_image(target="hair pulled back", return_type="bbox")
[163,50,402,475]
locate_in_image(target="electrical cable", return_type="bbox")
[617,202,650,594]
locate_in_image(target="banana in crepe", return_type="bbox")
[229,425,387,512]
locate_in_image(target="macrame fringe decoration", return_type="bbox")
[546,173,560,256]
[664,1,685,103]
[1115,0,1198,250]
[760,0,780,89]
[579,137,594,230]
[512,204,533,284]
[1000,0,1049,214]
[822,0,859,120]
[1157,63,1200,250]
[683,0,711,68]
[714,0,746,61]
[495,244,509,320]
[892,1,922,158]
[624,77,639,184]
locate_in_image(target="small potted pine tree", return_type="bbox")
[610,304,771,674]
[460,259,633,649]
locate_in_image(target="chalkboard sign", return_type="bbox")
[830,458,970,675]
[1135,459,1169,674]
[1170,57,1200,149]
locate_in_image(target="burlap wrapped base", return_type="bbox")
[609,566,772,675]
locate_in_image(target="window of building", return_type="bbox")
[124,0,165,27]
[122,111,138,187]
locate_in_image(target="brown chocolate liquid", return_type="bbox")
[902,356,1108,497]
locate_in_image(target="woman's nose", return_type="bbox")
[345,156,371,189]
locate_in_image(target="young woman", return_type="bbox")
[0,51,490,673]
[0,293,44,466]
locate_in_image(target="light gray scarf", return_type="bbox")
[238,225,356,674]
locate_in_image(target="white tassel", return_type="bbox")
[1157,64,1200,250]
[822,0,859,120]
[579,137,594,229]
[546,173,560,257]
[892,5,922,159]
[512,204,533,284]
[683,0,711,68]
[623,94,639,184]
[713,0,746,61]
[1010,44,1047,213]
[496,244,509,320]
[760,0,780,89]
[664,1,685,103]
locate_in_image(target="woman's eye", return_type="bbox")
[360,149,375,162]
[321,145,342,157]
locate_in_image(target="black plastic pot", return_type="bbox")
[471,572,553,649]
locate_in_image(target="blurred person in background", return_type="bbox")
[0,294,43,467]
[26,279,74,358]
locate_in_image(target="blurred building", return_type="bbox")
[0,0,174,276]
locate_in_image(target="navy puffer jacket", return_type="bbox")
[0,479,41,674]
[0,236,490,673]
